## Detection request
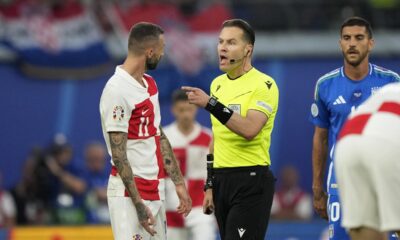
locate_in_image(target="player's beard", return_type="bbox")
[146,55,161,70]
[343,49,369,67]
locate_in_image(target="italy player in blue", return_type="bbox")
[310,17,400,240]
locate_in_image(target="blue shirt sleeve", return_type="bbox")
[309,82,330,128]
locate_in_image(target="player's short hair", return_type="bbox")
[341,17,373,39]
[128,22,164,54]
[171,89,188,105]
[222,19,255,45]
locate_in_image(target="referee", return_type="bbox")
[182,19,279,240]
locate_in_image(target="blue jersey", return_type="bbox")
[310,63,400,195]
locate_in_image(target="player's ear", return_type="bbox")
[368,38,375,52]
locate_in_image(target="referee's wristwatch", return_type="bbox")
[203,179,213,192]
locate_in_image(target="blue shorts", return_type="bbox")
[328,194,349,240]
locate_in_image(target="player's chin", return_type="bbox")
[345,57,361,66]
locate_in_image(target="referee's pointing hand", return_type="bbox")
[181,86,209,108]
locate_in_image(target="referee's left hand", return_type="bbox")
[181,86,209,108]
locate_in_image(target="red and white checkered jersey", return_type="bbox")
[163,122,211,225]
[339,83,400,143]
[100,66,166,200]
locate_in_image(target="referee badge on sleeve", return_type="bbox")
[228,104,241,114]
[256,101,272,113]
[113,106,125,121]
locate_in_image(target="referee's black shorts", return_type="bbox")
[212,165,275,240]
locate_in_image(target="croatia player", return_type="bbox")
[335,83,400,240]
[100,22,191,240]
[163,89,216,240]
[310,17,400,240]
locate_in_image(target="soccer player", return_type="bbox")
[310,17,400,240]
[99,22,192,240]
[163,89,216,240]
[335,83,400,240]
[182,18,279,240]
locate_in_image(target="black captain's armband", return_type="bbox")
[205,97,233,124]
[204,154,214,191]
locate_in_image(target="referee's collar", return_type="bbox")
[227,67,254,80]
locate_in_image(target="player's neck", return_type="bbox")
[121,56,146,87]
[343,59,370,81]
[177,123,195,136]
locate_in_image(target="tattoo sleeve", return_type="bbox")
[109,132,147,221]
[159,126,185,185]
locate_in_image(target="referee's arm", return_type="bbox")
[182,86,267,140]
[225,109,267,140]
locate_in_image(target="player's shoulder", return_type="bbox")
[144,73,159,94]
[144,73,156,83]
[101,74,123,96]
[315,67,342,87]
[371,64,400,82]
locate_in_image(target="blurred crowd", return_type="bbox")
[0,134,110,226]
[1,0,398,32]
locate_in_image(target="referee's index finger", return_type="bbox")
[181,86,197,92]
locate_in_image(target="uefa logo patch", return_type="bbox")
[113,106,125,121]
[311,103,319,117]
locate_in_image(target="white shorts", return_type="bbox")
[335,135,400,232]
[167,207,217,240]
[108,196,166,240]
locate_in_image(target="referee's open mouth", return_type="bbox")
[219,55,228,65]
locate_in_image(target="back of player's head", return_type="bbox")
[222,19,255,45]
[341,17,373,39]
[171,89,188,105]
[128,22,164,55]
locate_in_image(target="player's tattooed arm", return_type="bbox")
[159,127,185,185]
[108,132,148,222]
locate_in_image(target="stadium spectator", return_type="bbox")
[0,172,16,228]
[271,165,313,221]
[35,134,87,224]
[10,147,48,225]
[83,142,110,224]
